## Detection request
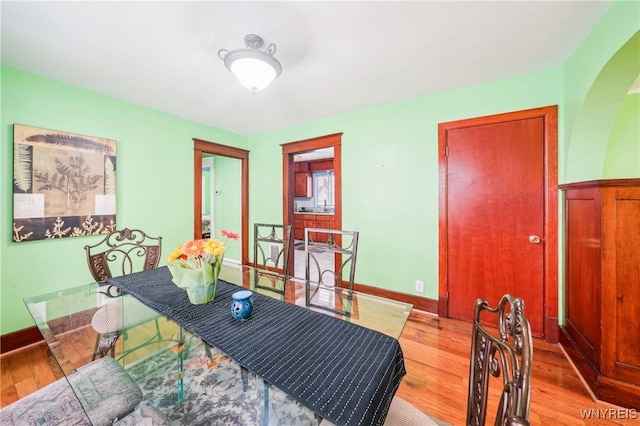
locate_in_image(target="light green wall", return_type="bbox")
[212,156,242,261]
[249,68,563,299]
[1,65,247,334]
[563,0,640,182]
[557,1,639,322]
[604,92,640,177]
[1,0,638,335]
[247,0,639,321]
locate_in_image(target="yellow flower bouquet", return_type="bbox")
[167,230,239,304]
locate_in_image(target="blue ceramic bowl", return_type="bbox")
[231,290,254,320]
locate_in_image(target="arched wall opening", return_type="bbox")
[565,31,640,182]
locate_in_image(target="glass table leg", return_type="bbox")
[176,325,185,403]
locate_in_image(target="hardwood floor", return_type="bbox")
[1,310,636,425]
[395,311,636,426]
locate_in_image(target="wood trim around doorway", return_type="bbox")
[193,138,250,265]
[282,133,343,278]
[437,105,559,342]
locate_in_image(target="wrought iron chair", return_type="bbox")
[252,223,292,298]
[466,294,533,426]
[304,228,358,317]
[85,228,162,284]
[236,223,293,388]
[84,228,163,360]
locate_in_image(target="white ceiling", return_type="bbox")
[294,147,334,162]
[1,1,612,135]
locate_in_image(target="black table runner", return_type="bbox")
[107,267,405,426]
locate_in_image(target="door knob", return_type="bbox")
[529,235,541,244]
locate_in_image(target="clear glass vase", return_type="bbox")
[168,261,218,304]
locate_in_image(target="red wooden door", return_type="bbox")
[444,116,546,336]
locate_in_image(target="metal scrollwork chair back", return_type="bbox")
[84,228,163,360]
[304,228,359,317]
[467,294,533,426]
[85,227,162,284]
[252,223,292,297]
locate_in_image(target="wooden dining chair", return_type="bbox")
[466,294,533,426]
[304,228,358,316]
[252,223,292,297]
[84,228,163,360]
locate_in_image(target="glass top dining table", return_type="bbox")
[23,264,413,425]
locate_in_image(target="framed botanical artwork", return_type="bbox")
[12,124,117,242]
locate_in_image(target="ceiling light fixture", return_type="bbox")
[218,34,282,93]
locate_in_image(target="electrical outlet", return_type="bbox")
[415,280,424,293]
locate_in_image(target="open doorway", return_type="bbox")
[201,155,215,238]
[282,133,342,279]
[193,139,249,265]
[291,147,335,278]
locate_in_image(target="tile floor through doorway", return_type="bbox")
[292,240,335,280]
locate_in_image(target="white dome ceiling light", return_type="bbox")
[218,34,282,93]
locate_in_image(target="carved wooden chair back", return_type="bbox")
[466,294,533,426]
[252,223,292,296]
[85,228,162,282]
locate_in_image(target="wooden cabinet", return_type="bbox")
[309,159,333,172]
[315,215,332,228]
[293,214,335,242]
[303,216,317,238]
[294,172,312,197]
[295,159,333,173]
[293,217,304,240]
[559,179,640,409]
[293,214,315,241]
[294,159,335,198]
[314,215,333,243]
[294,161,309,172]
[323,216,337,242]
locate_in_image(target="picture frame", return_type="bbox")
[12,124,117,242]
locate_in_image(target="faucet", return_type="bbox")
[324,200,327,212]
